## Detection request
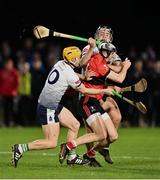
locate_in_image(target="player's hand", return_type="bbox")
[122,58,131,69]
[88,37,96,49]
[107,85,122,94]
[108,52,121,65]
[103,87,115,96]
[113,86,122,93]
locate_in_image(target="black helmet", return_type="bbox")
[98,42,117,58]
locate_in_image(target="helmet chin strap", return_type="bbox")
[101,50,110,59]
[64,60,77,69]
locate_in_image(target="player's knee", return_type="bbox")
[111,111,122,128]
[97,131,107,141]
[47,140,58,149]
[109,132,118,142]
[72,121,80,132]
[114,112,122,124]
[117,112,122,122]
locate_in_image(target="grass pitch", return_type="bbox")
[0,126,160,179]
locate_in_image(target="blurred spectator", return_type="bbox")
[140,45,156,62]
[1,41,13,59]
[22,37,34,65]
[127,59,147,127]
[35,40,47,64]
[45,44,60,72]
[0,53,3,68]
[17,62,32,126]
[30,55,47,125]
[0,58,19,127]
[0,37,159,127]
[151,61,160,126]
[128,45,138,61]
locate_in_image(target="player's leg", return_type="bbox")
[82,115,107,167]
[84,112,118,166]
[101,97,122,129]
[99,96,121,164]
[78,97,109,167]
[59,97,108,165]
[93,112,118,150]
[83,119,95,150]
[58,106,89,165]
[80,97,106,167]
[59,106,80,142]
[59,112,107,163]
[74,97,107,146]
[82,119,103,167]
[11,104,60,168]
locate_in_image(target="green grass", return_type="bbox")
[0,127,160,179]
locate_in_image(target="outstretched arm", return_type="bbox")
[76,83,114,96]
[79,38,96,67]
[107,58,131,83]
[108,63,123,73]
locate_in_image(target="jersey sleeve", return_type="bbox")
[81,45,90,58]
[67,69,82,89]
[81,45,99,58]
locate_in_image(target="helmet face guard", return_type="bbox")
[98,42,117,58]
[95,25,113,43]
[63,46,81,67]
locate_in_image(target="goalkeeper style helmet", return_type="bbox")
[95,25,113,43]
[98,42,117,58]
[63,46,82,67]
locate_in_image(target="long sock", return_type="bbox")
[18,144,29,153]
[103,144,110,150]
[66,140,77,150]
[67,149,76,161]
[87,148,96,158]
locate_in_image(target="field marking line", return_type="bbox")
[0,151,160,160]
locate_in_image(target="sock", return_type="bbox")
[103,147,109,150]
[66,141,77,150]
[67,149,77,160]
[103,144,110,150]
[87,148,96,158]
[18,144,29,153]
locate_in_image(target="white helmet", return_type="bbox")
[95,25,113,42]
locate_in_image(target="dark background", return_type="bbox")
[0,0,160,54]
[0,0,160,127]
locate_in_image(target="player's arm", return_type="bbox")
[76,71,96,81]
[75,83,114,96]
[69,69,114,95]
[107,58,131,83]
[76,73,86,80]
[79,38,96,67]
[107,85,122,93]
[107,53,122,73]
[108,63,122,73]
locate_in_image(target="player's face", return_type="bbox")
[71,57,80,67]
[102,52,112,61]
[97,29,112,42]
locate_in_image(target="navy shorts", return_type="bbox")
[79,96,105,120]
[37,104,63,125]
